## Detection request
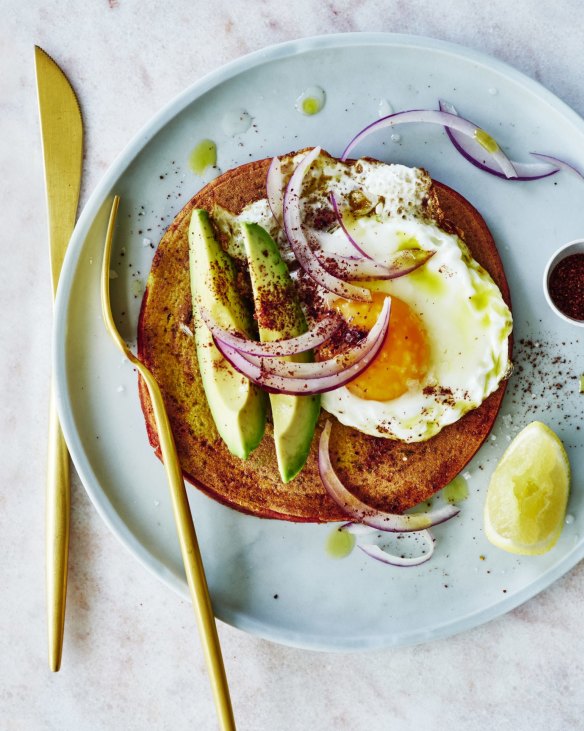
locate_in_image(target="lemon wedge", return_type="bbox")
[484,421,571,555]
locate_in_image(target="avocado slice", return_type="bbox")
[241,222,320,482]
[189,210,266,459]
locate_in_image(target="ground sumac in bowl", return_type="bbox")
[548,254,584,321]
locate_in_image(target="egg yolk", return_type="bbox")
[334,293,430,401]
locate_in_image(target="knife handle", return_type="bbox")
[46,382,70,672]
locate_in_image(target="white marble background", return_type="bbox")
[2,1,584,729]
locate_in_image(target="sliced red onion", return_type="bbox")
[342,109,518,179]
[199,307,340,357]
[340,523,435,567]
[308,225,435,280]
[358,532,435,567]
[329,193,435,277]
[241,297,391,379]
[318,421,460,532]
[266,156,284,222]
[330,192,374,259]
[529,152,584,182]
[213,299,390,395]
[317,248,435,281]
[307,227,393,277]
[439,100,559,181]
[283,147,373,302]
[316,251,393,279]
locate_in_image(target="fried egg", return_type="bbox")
[227,152,512,443]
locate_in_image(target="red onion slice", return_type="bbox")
[241,297,391,379]
[283,147,373,302]
[342,109,518,179]
[199,307,340,357]
[318,421,460,532]
[316,251,393,279]
[358,531,435,567]
[439,100,559,181]
[266,156,284,222]
[329,195,434,278]
[340,523,435,567]
[308,225,435,280]
[330,192,374,259]
[213,299,391,395]
[529,152,584,182]
[317,248,435,281]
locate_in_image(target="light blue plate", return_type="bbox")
[54,33,584,651]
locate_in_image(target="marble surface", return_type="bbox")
[2,1,584,729]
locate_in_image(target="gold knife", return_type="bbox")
[35,46,83,672]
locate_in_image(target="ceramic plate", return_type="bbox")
[54,33,584,651]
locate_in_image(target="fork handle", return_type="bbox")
[46,383,70,672]
[146,374,235,731]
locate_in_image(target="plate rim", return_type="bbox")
[54,31,584,652]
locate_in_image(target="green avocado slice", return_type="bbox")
[241,222,320,483]
[189,210,266,459]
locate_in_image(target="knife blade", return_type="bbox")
[35,45,83,672]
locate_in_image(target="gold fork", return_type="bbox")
[101,196,235,731]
